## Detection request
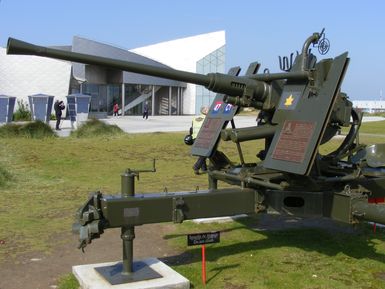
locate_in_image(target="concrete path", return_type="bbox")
[50,115,385,137]
[50,115,260,137]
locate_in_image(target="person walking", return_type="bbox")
[143,101,149,119]
[54,100,65,130]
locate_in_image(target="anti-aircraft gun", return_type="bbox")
[7,31,385,283]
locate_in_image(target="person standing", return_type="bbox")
[113,103,119,116]
[54,100,65,130]
[143,101,149,120]
[191,106,209,174]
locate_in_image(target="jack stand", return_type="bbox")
[95,166,162,285]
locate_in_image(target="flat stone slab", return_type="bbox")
[73,258,190,289]
[193,214,248,224]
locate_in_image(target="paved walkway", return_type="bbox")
[51,115,260,137]
[51,115,385,137]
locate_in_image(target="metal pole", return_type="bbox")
[208,172,218,190]
[179,87,184,114]
[152,85,155,116]
[231,119,245,165]
[121,170,135,274]
[121,83,125,116]
[201,245,206,285]
[169,86,172,115]
[177,87,180,115]
[121,170,134,196]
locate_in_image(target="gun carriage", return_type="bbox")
[7,31,385,282]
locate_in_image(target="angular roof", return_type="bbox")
[71,36,186,87]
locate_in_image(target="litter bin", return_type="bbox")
[66,94,91,128]
[0,95,16,123]
[28,94,54,123]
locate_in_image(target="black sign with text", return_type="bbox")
[187,231,220,246]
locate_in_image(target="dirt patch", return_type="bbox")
[0,223,179,289]
[224,281,247,289]
[373,271,385,281]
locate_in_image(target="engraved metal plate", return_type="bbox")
[272,120,316,163]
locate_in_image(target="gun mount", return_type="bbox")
[7,31,385,283]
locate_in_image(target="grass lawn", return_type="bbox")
[1,121,385,288]
[169,218,385,289]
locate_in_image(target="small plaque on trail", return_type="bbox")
[187,231,220,246]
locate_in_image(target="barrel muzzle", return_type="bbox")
[7,38,45,56]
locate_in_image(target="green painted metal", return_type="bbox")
[353,199,385,224]
[330,192,385,225]
[101,188,256,227]
[221,125,276,143]
[120,170,135,274]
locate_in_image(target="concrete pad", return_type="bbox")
[73,258,189,289]
[193,214,248,224]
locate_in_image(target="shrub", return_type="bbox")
[13,99,31,121]
[0,121,56,138]
[70,118,124,138]
[19,121,56,138]
[0,123,21,137]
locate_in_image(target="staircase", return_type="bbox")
[123,86,160,113]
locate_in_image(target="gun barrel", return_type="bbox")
[7,38,276,101]
[221,125,276,142]
[7,37,211,86]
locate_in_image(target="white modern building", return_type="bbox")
[352,100,385,113]
[0,31,225,117]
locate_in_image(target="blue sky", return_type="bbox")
[0,0,384,100]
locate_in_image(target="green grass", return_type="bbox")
[0,120,385,288]
[360,121,385,135]
[0,166,12,187]
[167,217,385,289]
[340,120,385,137]
[57,274,79,289]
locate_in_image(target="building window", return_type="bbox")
[195,45,225,114]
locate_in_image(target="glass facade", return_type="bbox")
[195,45,225,114]
[81,83,182,116]
[82,83,121,115]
